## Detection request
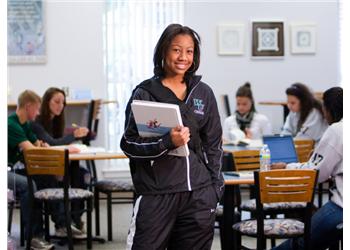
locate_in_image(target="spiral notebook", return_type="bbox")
[131,100,189,157]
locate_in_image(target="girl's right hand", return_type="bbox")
[170,126,190,147]
[74,127,89,138]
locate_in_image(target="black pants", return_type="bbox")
[128,185,218,250]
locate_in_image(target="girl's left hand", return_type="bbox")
[245,128,252,139]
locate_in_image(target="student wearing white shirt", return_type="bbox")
[272,87,343,250]
[223,82,272,142]
[281,83,328,143]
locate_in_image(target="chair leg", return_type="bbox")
[64,200,73,250]
[44,202,50,242]
[318,183,323,208]
[107,192,113,241]
[20,205,25,247]
[26,200,34,250]
[94,189,100,236]
[271,238,276,248]
[218,217,224,249]
[87,198,92,249]
[8,201,14,233]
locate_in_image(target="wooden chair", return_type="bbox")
[232,150,283,247]
[293,139,328,208]
[24,148,94,250]
[294,139,315,163]
[233,169,318,250]
[232,150,261,172]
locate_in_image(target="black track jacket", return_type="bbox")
[120,76,224,200]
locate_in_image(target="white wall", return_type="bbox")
[185,0,340,132]
[7,1,340,178]
[8,0,106,147]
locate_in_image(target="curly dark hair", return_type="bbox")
[323,87,343,124]
[153,23,201,83]
[36,87,66,138]
[286,83,323,132]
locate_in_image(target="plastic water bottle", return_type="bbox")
[260,144,271,171]
[265,145,271,170]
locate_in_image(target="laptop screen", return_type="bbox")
[263,135,298,163]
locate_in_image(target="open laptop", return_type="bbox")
[262,135,298,163]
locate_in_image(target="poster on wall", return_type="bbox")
[8,0,46,64]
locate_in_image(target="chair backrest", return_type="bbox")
[255,169,318,204]
[294,139,315,163]
[24,148,68,177]
[314,91,323,101]
[221,94,231,117]
[232,150,260,171]
[84,99,102,145]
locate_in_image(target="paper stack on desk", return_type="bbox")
[51,144,105,154]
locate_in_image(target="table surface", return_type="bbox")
[258,101,287,106]
[69,151,127,161]
[223,172,254,185]
[222,144,261,153]
[8,99,117,108]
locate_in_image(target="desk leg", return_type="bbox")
[283,104,290,122]
[70,160,80,188]
[223,185,235,250]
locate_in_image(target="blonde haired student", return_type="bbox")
[8,90,55,250]
[223,82,272,142]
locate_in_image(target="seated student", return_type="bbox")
[271,86,343,250]
[8,90,54,250]
[281,83,328,143]
[31,87,90,233]
[223,82,272,142]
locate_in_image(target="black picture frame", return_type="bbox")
[252,21,284,57]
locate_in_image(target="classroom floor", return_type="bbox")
[9,191,289,250]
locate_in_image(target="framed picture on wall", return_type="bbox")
[290,24,316,54]
[7,0,46,64]
[217,24,245,55]
[252,21,284,57]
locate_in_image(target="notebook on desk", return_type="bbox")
[262,135,298,163]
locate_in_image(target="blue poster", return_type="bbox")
[8,0,46,63]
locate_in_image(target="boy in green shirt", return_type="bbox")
[8,90,54,250]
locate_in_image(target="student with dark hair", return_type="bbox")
[31,87,89,237]
[223,82,272,142]
[8,90,55,250]
[271,86,343,250]
[32,87,89,145]
[120,23,224,249]
[281,83,328,142]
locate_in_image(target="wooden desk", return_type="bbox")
[222,172,254,250]
[68,151,127,188]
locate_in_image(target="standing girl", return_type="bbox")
[121,24,224,250]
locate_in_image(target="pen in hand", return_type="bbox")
[72,123,89,138]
